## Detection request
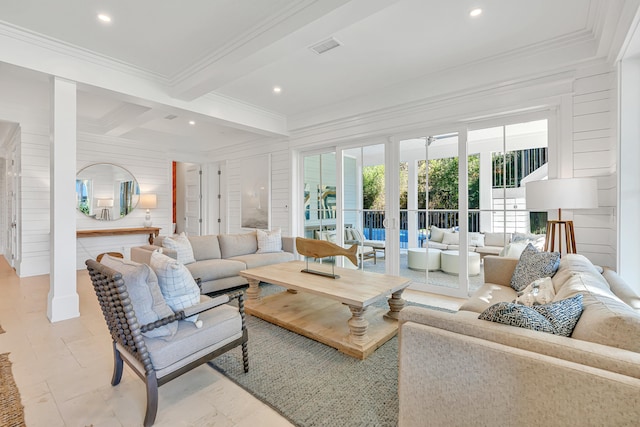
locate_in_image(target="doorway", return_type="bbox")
[174,162,202,236]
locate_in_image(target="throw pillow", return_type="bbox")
[479,294,584,337]
[510,243,560,292]
[534,294,584,337]
[430,225,447,243]
[257,228,283,253]
[100,254,177,339]
[150,251,201,326]
[441,231,459,245]
[162,232,196,265]
[469,232,485,247]
[515,277,556,306]
[478,302,556,334]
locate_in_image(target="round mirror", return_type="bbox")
[76,163,140,221]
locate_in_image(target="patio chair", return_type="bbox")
[316,229,377,265]
[86,258,248,426]
[345,227,385,258]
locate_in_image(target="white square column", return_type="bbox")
[47,77,79,322]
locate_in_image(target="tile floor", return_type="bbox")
[0,257,464,426]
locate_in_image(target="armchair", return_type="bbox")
[86,259,248,426]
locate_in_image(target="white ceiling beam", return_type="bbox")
[170,0,400,101]
[0,22,288,136]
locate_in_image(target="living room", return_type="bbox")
[0,1,640,425]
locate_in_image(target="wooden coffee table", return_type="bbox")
[239,260,410,359]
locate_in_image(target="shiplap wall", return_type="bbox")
[571,65,617,267]
[216,140,290,236]
[75,133,173,270]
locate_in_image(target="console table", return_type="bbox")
[77,227,160,244]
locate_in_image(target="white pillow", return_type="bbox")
[162,232,196,265]
[150,251,201,325]
[500,242,529,258]
[469,232,485,247]
[257,228,282,253]
[515,277,556,306]
[441,231,459,245]
[430,225,446,243]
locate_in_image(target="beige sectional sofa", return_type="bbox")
[398,254,640,426]
[131,232,296,295]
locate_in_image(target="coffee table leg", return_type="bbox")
[385,290,406,320]
[246,278,261,301]
[347,305,370,345]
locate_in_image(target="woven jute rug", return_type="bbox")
[211,284,453,427]
[0,353,26,427]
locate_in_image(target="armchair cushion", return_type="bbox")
[100,254,177,339]
[162,232,196,265]
[144,303,242,377]
[150,251,201,323]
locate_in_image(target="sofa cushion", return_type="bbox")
[469,232,485,247]
[483,232,510,247]
[429,225,447,243]
[218,232,258,258]
[162,232,196,265]
[459,283,518,313]
[475,246,502,256]
[554,270,640,352]
[499,242,529,258]
[257,228,283,253]
[100,254,177,339]
[185,259,247,282]
[510,243,560,292]
[150,251,201,323]
[229,252,295,269]
[478,294,583,337]
[442,231,459,245]
[602,268,640,312]
[187,235,221,261]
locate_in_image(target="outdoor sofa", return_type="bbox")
[398,253,640,426]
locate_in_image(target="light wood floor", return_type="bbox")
[0,256,463,426]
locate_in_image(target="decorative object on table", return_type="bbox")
[241,154,270,229]
[295,237,358,278]
[96,198,113,220]
[139,193,157,227]
[525,177,598,255]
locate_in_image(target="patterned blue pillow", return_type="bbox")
[510,243,560,292]
[479,294,584,336]
[478,302,556,333]
[534,294,584,336]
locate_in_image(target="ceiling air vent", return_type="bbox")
[309,37,341,55]
[164,114,178,120]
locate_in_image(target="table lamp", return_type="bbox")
[96,198,113,220]
[525,178,598,254]
[139,193,157,227]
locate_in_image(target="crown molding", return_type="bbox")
[0,21,167,84]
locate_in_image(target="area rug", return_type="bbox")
[0,325,5,334]
[210,285,453,427]
[0,353,26,427]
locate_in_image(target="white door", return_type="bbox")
[184,164,202,236]
[8,143,18,268]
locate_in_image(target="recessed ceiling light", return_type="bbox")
[273,86,282,94]
[188,120,195,125]
[469,8,482,17]
[97,13,112,23]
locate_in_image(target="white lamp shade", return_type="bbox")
[525,178,598,211]
[96,198,114,208]
[139,193,157,209]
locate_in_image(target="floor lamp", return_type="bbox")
[525,178,598,255]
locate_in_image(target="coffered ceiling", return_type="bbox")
[0,0,635,152]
